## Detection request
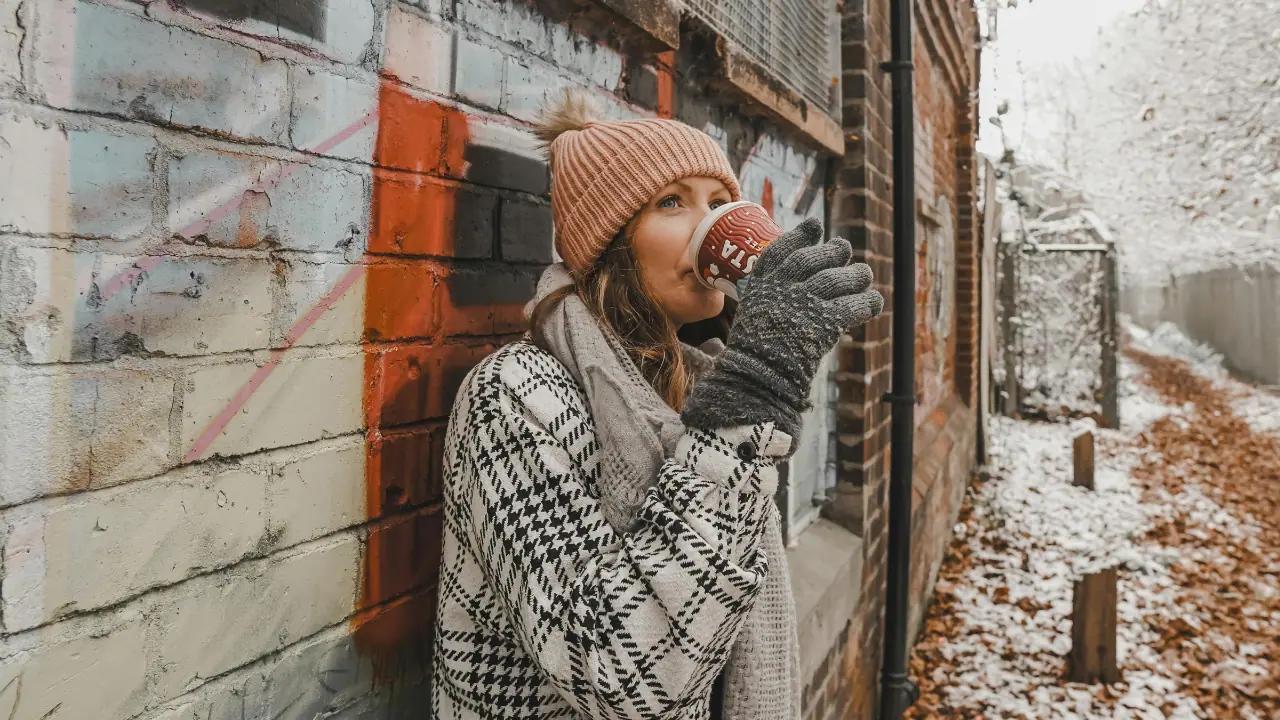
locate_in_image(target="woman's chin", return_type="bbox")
[674,291,724,325]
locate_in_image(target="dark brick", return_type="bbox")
[441,265,541,336]
[463,143,549,196]
[453,186,499,258]
[499,199,554,263]
[372,342,495,427]
[368,423,447,515]
[363,508,444,605]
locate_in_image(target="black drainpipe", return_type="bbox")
[878,0,919,717]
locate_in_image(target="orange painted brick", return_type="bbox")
[370,171,457,256]
[364,262,440,341]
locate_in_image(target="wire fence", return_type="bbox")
[684,0,838,114]
[995,212,1120,428]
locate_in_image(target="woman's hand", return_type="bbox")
[681,218,884,447]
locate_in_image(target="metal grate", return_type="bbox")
[685,0,838,114]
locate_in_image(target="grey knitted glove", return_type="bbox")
[681,218,884,446]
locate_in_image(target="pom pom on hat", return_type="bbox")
[532,88,599,152]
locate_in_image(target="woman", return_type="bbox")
[431,90,884,719]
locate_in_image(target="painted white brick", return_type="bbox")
[68,364,174,484]
[453,34,506,110]
[384,5,454,98]
[1,465,269,632]
[544,21,624,92]
[149,535,360,701]
[0,246,273,363]
[458,0,550,53]
[0,0,24,96]
[272,0,378,67]
[180,351,363,460]
[503,58,572,124]
[0,112,155,238]
[267,439,365,548]
[0,244,81,363]
[138,623,391,720]
[272,259,365,348]
[0,365,174,507]
[117,254,273,356]
[266,167,369,254]
[289,65,379,163]
[168,148,368,253]
[32,1,289,142]
[142,671,269,720]
[0,609,148,720]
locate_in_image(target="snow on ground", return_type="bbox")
[1233,390,1280,437]
[907,323,1280,719]
[1128,320,1280,437]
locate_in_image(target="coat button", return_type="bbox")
[736,441,757,462]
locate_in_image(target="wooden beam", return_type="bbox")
[592,0,681,51]
[719,42,845,156]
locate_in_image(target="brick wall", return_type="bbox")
[825,0,982,718]
[0,1,842,718]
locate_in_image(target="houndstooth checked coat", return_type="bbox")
[430,338,794,719]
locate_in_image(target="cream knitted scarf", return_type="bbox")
[522,262,803,719]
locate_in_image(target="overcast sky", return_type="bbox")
[977,0,1149,159]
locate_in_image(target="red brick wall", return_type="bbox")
[827,0,981,717]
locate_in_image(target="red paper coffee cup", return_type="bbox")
[686,201,783,300]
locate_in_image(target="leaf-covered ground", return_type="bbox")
[905,324,1280,719]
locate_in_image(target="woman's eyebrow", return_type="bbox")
[673,180,731,196]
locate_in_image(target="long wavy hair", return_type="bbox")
[528,222,723,411]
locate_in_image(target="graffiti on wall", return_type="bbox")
[177,0,328,40]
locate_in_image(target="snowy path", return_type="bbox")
[905,325,1280,719]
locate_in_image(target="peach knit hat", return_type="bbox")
[532,90,742,274]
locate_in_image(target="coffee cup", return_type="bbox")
[685,200,783,301]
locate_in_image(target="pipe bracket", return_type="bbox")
[879,60,915,72]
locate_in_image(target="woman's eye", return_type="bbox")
[710,199,727,209]
[659,195,680,208]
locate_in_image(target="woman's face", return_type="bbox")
[626,176,734,327]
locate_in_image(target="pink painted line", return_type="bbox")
[97,110,379,302]
[181,262,367,464]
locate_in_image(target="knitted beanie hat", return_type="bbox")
[533,90,743,274]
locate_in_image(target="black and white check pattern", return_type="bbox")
[431,339,792,719]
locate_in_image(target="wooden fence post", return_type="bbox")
[1068,428,1119,683]
[1072,430,1094,490]
[1099,247,1120,430]
[1068,568,1120,683]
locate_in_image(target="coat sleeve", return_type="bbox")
[450,363,793,719]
